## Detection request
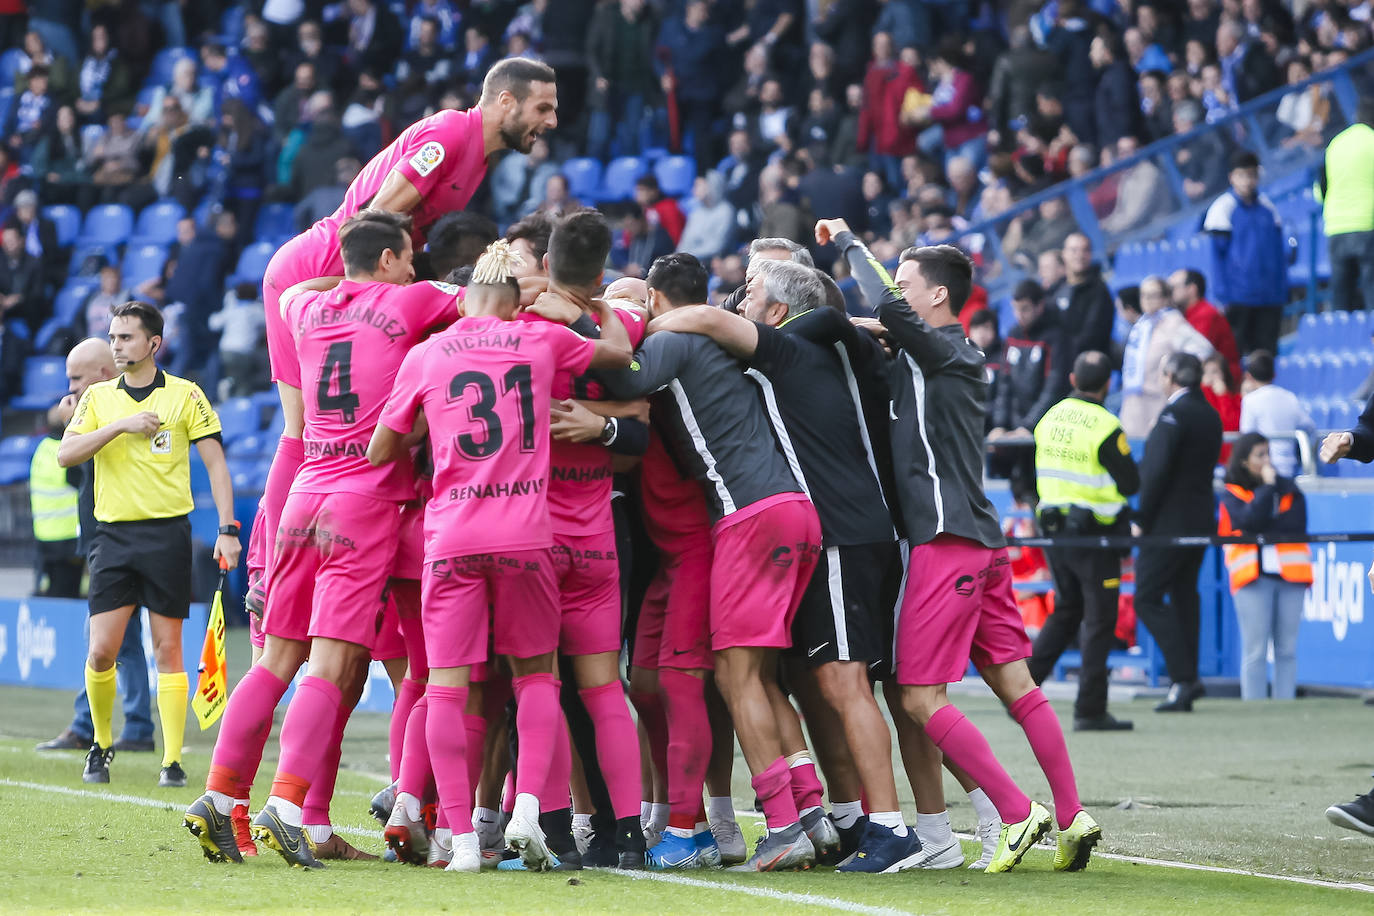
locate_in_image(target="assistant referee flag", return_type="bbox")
[193,562,230,729]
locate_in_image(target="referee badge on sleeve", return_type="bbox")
[152,429,172,454]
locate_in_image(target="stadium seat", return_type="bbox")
[0,434,41,486]
[147,47,194,90]
[0,48,24,89]
[654,155,696,198]
[232,242,276,286]
[42,205,81,248]
[77,204,135,247]
[215,396,260,446]
[120,244,168,286]
[11,357,71,411]
[640,146,670,163]
[229,433,271,460]
[594,156,648,202]
[193,198,216,228]
[67,243,116,277]
[52,280,96,328]
[561,157,603,201]
[219,5,247,43]
[134,200,186,244]
[254,202,294,243]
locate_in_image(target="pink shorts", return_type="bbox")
[262,490,401,650]
[552,533,621,657]
[894,534,1031,686]
[372,592,406,661]
[421,549,561,670]
[709,498,821,651]
[263,229,344,389]
[390,501,425,581]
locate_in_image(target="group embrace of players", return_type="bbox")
[179,57,1102,877]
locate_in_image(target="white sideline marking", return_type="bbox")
[6,778,1373,898]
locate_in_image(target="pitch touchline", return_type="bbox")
[6,778,1371,898]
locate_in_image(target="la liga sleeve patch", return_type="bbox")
[410,141,446,177]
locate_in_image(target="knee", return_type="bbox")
[813,664,865,708]
[87,647,118,671]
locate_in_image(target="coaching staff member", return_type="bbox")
[1027,351,1139,732]
[59,302,241,787]
[1130,351,1222,713]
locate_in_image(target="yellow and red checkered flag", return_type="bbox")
[192,560,230,730]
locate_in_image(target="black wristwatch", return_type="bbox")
[598,417,619,446]
[218,522,241,537]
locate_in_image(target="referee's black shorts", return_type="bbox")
[88,516,193,619]
[787,540,903,675]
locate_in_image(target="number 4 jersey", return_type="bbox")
[379,315,597,563]
[287,278,460,500]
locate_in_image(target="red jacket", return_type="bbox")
[857,60,922,157]
[927,69,987,150]
[1204,386,1241,464]
[648,198,685,246]
[1185,297,1241,383]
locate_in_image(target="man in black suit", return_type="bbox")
[1131,352,1222,712]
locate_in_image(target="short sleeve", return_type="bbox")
[69,388,98,435]
[409,281,460,334]
[185,384,222,441]
[612,306,649,349]
[394,110,471,196]
[380,345,428,434]
[544,325,597,377]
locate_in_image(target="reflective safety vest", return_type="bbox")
[1218,484,1313,591]
[29,436,79,543]
[1033,396,1128,526]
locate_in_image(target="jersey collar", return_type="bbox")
[118,368,166,403]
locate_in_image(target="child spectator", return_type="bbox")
[209,281,269,398]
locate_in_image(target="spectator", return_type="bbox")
[288,20,344,94]
[164,210,235,364]
[9,190,61,290]
[85,111,140,200]
[1003,194,1078,271]
[6,65,57,157]
[535,172,579,218]
[1202,351,1241,463]
[677,172,736,262]
[344,0,405,80]
[32,105,91,206]
[408,0,459,48]
[1203,150,1287,356]
[1318,97,1374,312]
[857,32,920,187]
[140,94,198,204]
[717,128,764,213]
[914,37,988,168]
[803,41,844,104]
[1119,275,1215,438]
[424,211,498,280]
[659,2,726,162]
[723,41,771,123]
[966,306,1004,430]
[871,0,928,53]
[208,281,269,399]
[74,24,132,124]
[1183,0,1220,48]
[860,170,892,239]
[1045,0,1097,147]
[1133,351,1223,713]
[1173,98,1231,201]
[272,63,319,145]
[812,1,876,89]
[1169,267,1241,384]
[1218,432,1311,701]
[748,77,797,151]
[585,0,659,160]
[240,15,285,99]
[634,174,686,246]
[490,136,559,224]
[1215,19,1281,105]
[457,27,496,96]
[612,204,674,279]
[1099,135,1172,235]
[288,105,356,202]
[1038,248,1066,292]
[986,26,1059,147]
[990,277,1071,451]
[1092,29,1141,152]
[1276,57,1329,150]
[294,156,360,232]
[831,83,865,170]
[145,57,213,127]
[799,87,842,159]
[0,219,45,326]
[1052,232,1115,361]
[14,30,75,102]
[78,262,129,339]
[397,17,453,90]
[200,41,261,117]
[1123,25,1171,75]
[218,99,271,245]
[1198,62,1233,123]
[1240,349,1316,479]
[756,163,811,245]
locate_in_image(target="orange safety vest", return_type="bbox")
[1218,484,1314,591]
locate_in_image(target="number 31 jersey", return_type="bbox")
[379,315,596,563]
[287,278,459,500]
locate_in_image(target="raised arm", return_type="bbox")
[596,331,694,400]
[279,275,343,316]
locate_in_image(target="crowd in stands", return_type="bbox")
[0,0,1359,418]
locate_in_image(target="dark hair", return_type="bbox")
[934,35,967,69]
[898,244,974,315]
[111,301,164,340]
[635,174,662,195]
[967,307,997,330]
[505,211,554,266]
[1246,348,1275,383]
[27,64,49,81]
[338,210,413,275]
[548,210,612,288]
[646,252,708,307]
[1117,285,1141,315]
[1225,432,1269,489]
[1162,351,1203,388]
[1229,149,1260,172]
[480,57,557,103]
[1012,278,1045,303]
[1204,351,1235,392]
[1072,350,1113,393]
[445,265,475,286]
[428,211,499,278]
[1183,268,1206,298]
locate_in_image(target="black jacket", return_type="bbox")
[1136,387,1223,535]
[1347,389,1374,462]
[1093,59,1139,151]
[993,307,1070,431]
[1050,264,1115,362]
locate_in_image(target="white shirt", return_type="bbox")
[1240,383,1316,478]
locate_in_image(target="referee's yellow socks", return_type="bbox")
[157,672,188,768]
[85,663,117,749]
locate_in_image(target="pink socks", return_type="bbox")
[207,665,288,798]
[270,676,341,807]
[302,700,349,827]
[427,685,473,835]
[659,670,711,829]
[511,673,562,803]
[579,682,643,821]
[752,757,799,829]
[925,704,1032,824]
[463,713,487,792]
[397,694,433,801]
[788,759,825,813]
[1010,689,1082,829]
[390,677,426,782]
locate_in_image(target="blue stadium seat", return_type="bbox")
[561,157,603,201]
[0,48,24,89]
[134,200,186,245]
[254,202,294,243]
[147,47,195,90]
[0,434,41,486]
[640,146,670,163]
[52,280,95,328]
[121,244,168,286]
[229,433,271,460]
[232,242,275,286]
[78,204,135,247]
[219,5,247,43]
[594,156,648,202]
[654,155,696,198]
[216,396,260,446]
[42,205,81,247]
[11,357,71,411]
[193,198,216,228]
[67,243,116,277]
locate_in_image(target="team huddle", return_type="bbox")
[153,58,1103,877]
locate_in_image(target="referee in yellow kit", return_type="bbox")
[58,302,241,787]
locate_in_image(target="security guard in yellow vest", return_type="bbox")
[1026,351,1140,732]
[31,405,82,598]
[1316,99,1374,311]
